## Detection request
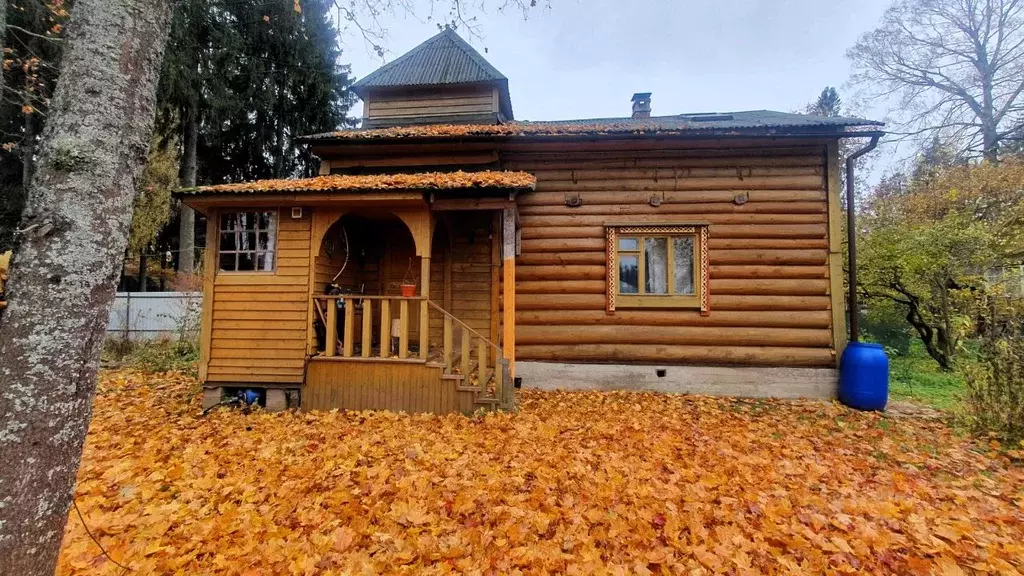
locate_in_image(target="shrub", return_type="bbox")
[103,336,199,375]
[957,316,1024,446]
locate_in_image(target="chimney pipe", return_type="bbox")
[631,92,651,120]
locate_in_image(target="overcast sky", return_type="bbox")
[337,0,893,121]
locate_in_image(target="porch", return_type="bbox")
[306,295,512,413]
[301,198,518,414]
[180,171,531,415]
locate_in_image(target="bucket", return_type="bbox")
[400,283,416,297]
[839,342,889,411]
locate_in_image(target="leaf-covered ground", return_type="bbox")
[58,370,1024,575]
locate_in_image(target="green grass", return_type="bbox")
[887,340,964,410]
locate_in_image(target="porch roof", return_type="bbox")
[176,170,537,196]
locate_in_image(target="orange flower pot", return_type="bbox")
[400,284,417,298]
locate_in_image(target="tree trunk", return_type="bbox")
[178,110,198,274]
[22,111,35,190]
[138,248,148,292]
[274,76,286,178]
[982,123,1000,163]
[0,1,173,573]
[0,0,6,99]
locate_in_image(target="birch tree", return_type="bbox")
[848,0,1024,161]
[0,0,173,573]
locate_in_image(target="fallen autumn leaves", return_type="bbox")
[58,370,1023,575]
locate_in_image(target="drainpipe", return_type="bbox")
[846,135,880,343]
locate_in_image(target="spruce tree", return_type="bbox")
[157,0,354,273]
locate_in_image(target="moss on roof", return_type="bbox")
[177,171,537,195]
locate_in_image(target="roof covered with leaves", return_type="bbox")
[302,110,883,141]
[352,28,507,93]
[177,171,536,195]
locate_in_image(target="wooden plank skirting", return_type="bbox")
[303,358,479,414]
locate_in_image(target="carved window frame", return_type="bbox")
[605,224,710,314]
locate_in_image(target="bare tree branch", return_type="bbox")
[848,0,1024,161]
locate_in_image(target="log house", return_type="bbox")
[179,28,883,413]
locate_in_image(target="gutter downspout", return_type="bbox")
[845,135,881,343]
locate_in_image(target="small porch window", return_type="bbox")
[605,224,709,313]
[218,211,277,272]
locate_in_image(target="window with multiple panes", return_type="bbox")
[218,211,277,272]
[606,224,709,312]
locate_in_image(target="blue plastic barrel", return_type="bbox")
[839,342,889,411]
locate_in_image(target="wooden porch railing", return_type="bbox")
[313,295,426,360]
[426,299,513,411]
[310,295,514,411]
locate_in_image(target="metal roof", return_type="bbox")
[516,110,883,131]
[300,110,883,142]
[352,27,507,92]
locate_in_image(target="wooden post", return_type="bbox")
[361,299,372,358]
[461,326,471,378]
[399,299,409,359]
[198,210,218,380]
[419,256,430,359]
[478,339,489,386]
[826,141,848,365]
[380,298,392,358]
[343,297,355,357]
[500,359,514,411]
[494,350,502,392]
[326,299,337,357]
[502,208,516,377]
[443,315,453,371]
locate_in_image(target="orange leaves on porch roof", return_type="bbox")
[180,170,537,195]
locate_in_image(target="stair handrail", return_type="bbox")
[425,299,503,359]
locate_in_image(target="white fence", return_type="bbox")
[107,291,202,341]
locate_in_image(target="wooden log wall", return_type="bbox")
[502,141,837,368]
[207,209,311,383]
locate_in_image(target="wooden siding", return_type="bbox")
[207,209,311,383]
[364,86,496,122]
[427,213,496,344]
[503,142,836,368]
[303,359,477,414]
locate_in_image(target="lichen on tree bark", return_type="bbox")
[0,0,173,574]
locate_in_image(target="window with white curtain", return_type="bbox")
[218,211,277,272]
[607,224,708,311]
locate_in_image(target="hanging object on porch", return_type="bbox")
[330,225,351,285]
[399,257,417,297]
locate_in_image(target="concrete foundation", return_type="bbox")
[202,387,224,410]
[516,362,838,400]
[266,389,288,412]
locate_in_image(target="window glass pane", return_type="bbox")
[219,252,236,271]
[618,237,638,251]
[673,236,695,295]
[220,232,237,251]
[240,212,257,230]
[644,237,668,294]
[619,254,638,294]
[237,252,256,271]
[257,252,274,271]
[220,212,237,231]
[239,232,256,251]
[257,211,272,230]
[257,232,270,251]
